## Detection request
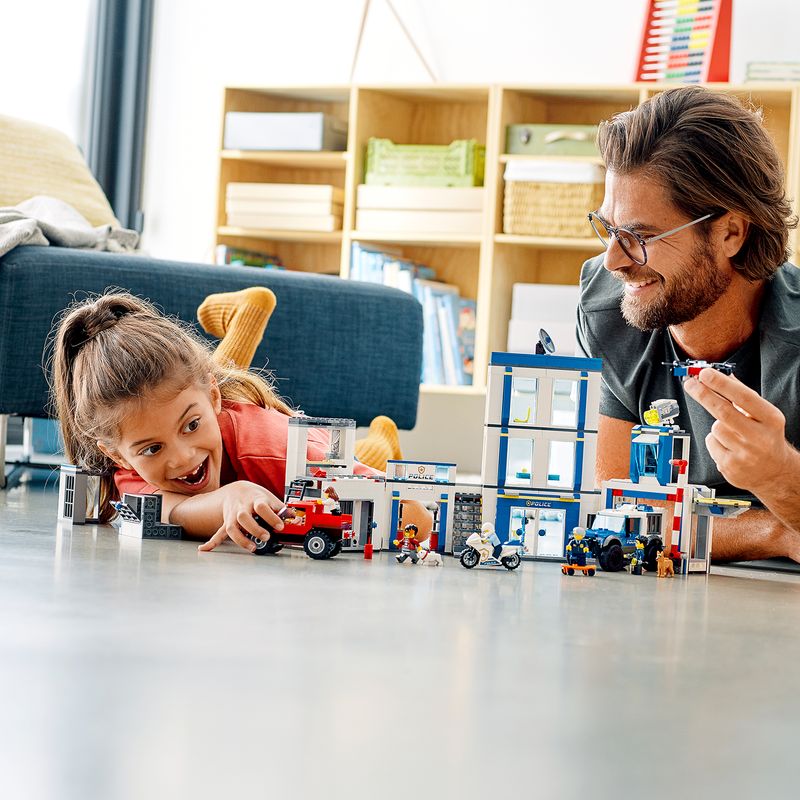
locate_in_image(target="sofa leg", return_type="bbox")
[0,414,7,489]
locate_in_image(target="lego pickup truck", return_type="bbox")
[251,479,354,559]
[583,503,665,572]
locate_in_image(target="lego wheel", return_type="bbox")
[501,553,521,570]
[566,566,575,576]
[460,547,480,569]
[599,543,625,572]
[329,540,343,557]
[587,568,595,576]
[304,529,333,560]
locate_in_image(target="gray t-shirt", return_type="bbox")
[576,255,800,495]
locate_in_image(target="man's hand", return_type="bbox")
[684,367,800,496]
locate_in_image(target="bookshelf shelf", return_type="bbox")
[494,234,603,250]
[352,232,483,247]
[216,83,800,397]
[217,226,342,244]
[221,150,348,170]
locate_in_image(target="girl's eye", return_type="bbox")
[140,444,161,457]
[184,417,200,433]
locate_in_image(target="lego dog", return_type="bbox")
[419,548,443,567]
[657,548,675,578]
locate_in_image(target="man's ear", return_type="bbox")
[97,440,132,471]
[208,372,222,414]
[718,212,749,259]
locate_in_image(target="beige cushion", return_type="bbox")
[0,114,118,227]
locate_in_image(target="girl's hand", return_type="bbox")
[198,481,286,553]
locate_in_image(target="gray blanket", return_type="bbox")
[0,196,139,258]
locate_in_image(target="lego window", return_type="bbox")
[434,465,450,482]
[325,428,344,460]
[551,379,578,427]
[547,441,575,488]
[633,442,659,477]
[506,438,534,485]
[510,377,537,425]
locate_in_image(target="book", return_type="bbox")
[356,185,484,211]
[418,280,445,385]
[226,182,345,204]
[223,112,348,151]
[435,289,466,385]
[215,245,283,268]
[355,209,483,234]
[225,198,343,216]
[457,298,476,378]
[226,212,342,232]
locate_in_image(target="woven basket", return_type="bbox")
[503,180,605,237]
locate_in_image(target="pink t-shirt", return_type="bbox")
[114,400,378,496]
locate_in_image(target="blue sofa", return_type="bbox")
[0,247,423,481]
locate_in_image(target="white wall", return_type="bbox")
[0,0,95,144]
[140,0,799,471]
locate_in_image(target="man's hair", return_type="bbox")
[598,86,797,281]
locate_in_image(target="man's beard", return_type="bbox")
[618,240,731,331]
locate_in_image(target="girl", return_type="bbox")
[49,290,430,553]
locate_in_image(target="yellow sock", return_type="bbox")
[355,415,403,472]
[197,287,277,370]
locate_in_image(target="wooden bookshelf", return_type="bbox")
[216,83,800,395]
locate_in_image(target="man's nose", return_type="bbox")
[602,236,634,273]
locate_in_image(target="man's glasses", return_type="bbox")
[587,211,714,265]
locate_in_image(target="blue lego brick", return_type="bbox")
[489,352,602,372]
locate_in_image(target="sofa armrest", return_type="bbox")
[0,247,422,428]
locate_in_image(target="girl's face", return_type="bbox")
[101,377,224,495]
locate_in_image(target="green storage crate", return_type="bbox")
[505,124,600,157]
[365,138,485,186]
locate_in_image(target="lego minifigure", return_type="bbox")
[319,486,341,515]
[561,526,596,576]
[629,537,646,575]
[565,526,590,567]
[394,523,421,564]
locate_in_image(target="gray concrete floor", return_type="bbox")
[2,473,800,800]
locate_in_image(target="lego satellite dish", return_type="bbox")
[535,328,556,355]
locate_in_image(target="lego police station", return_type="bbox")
[60,345,748,574]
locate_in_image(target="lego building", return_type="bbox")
[480,351,602,558]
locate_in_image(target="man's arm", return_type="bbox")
[597,414,800,561]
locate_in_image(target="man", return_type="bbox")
[576,86,800,562]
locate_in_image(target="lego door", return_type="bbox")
[511,506,566,558]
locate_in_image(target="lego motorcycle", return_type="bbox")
[459,531,522,570]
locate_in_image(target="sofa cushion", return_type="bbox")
[0,115,118,227]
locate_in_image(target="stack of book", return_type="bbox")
[225,183,344,232]
[746,62,800,81]
[355,185,484,235]
[350,243,475,386]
